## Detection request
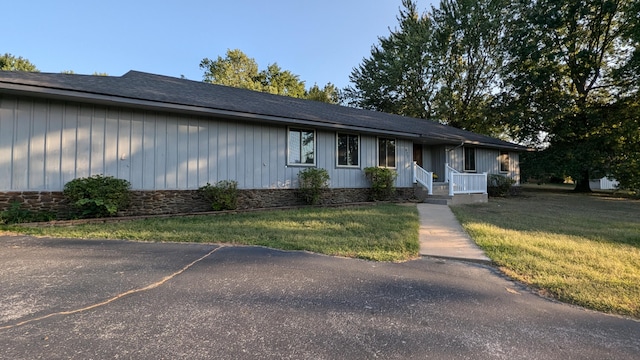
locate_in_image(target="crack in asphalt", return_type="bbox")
[0,246,223,331]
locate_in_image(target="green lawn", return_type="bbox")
[451,186,640,318]
[2,204,420,262]
[4,190,639,318]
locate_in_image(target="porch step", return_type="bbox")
[424,195,453,206]
[431,182,450,196]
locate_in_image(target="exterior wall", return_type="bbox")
[447,146,520,184]
[424,145,447,181]
[0,95,415,192]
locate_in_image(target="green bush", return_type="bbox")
[0,202,56,224]
[63,175,132,218]
[199,180,239,211]
[487,174,517,197]
[364,167,398,201]
[298,168,330,205]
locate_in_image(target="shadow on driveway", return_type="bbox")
[1,235,638,359]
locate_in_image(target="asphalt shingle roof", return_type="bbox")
[0,70,528,151]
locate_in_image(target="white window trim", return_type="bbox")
[336,132,360,168]
[287,127,316,167]
[464,147,477,172]
[377,137,397,169]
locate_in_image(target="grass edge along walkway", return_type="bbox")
[450,189,640,319]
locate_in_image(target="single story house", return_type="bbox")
[0,70,528,216]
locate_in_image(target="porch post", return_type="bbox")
[445,163,449,183]
[449,175,454,197]
[483,172,488,194]
[412,161,417,184]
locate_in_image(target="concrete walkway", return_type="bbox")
[417,203,491,263]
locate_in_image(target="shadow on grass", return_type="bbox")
[456,187,640,249]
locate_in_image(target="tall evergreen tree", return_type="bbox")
[344,0,436,119]
[345,0,507,136]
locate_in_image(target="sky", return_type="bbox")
[5,0,434,90]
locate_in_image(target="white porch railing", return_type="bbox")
[444,163,459,183]
[445,163,488,196]
[412,161,433,195]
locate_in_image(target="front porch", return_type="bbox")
[412,162,488,205]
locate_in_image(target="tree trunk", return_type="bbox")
[573,169,592,192]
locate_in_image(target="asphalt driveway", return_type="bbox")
[1,235,638,359]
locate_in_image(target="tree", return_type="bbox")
[431,0,507,135]
[344,0,508,136]
[306,83,340,104]
[200,49,337,102]
[344,0,436,119]
[595,96,640,193]
[255,63,306,98]
[0,53,38,72]
[200,49,262,91]
[500,0,639,191]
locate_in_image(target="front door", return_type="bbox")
[413,144,423,167]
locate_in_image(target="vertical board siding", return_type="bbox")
[2,94,441,191]
[447,146,520,183]
[510,152,520,184]
[13,99,31,189]
[45,103,63,189]
[29,102,47,189]
[60,105,77,185]
[0,97,15,189]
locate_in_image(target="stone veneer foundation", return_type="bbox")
[0,188,416,219]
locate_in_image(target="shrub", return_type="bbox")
[364,167,398,201]
[487,174,517,197]
[63,175,132,218]
[199,180,239,211]
[298,168,330,205]
[0,202,56,224]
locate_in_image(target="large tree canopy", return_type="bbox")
[345,0,507,136]
[200,49,339,103]
[431,0,506,135]
[346,0,639,192]
[501,0,639,191]
[0,53,38,72]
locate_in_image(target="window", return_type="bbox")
[337,133,359,167]
[378,138,396,168]
[464,147,476,172]
[499,151,510,172]
[288,128,315,165]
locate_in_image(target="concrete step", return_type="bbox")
[431,183,450,196]
[424,195,453,205]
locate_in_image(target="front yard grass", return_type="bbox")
[1,204,420,262]
[451,186,640,318]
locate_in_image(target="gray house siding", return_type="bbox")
[0,95,416,192]
[447,146,520,184]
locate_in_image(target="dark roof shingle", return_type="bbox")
[0,70,528,151]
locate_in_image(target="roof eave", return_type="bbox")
[0,82,421,139]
